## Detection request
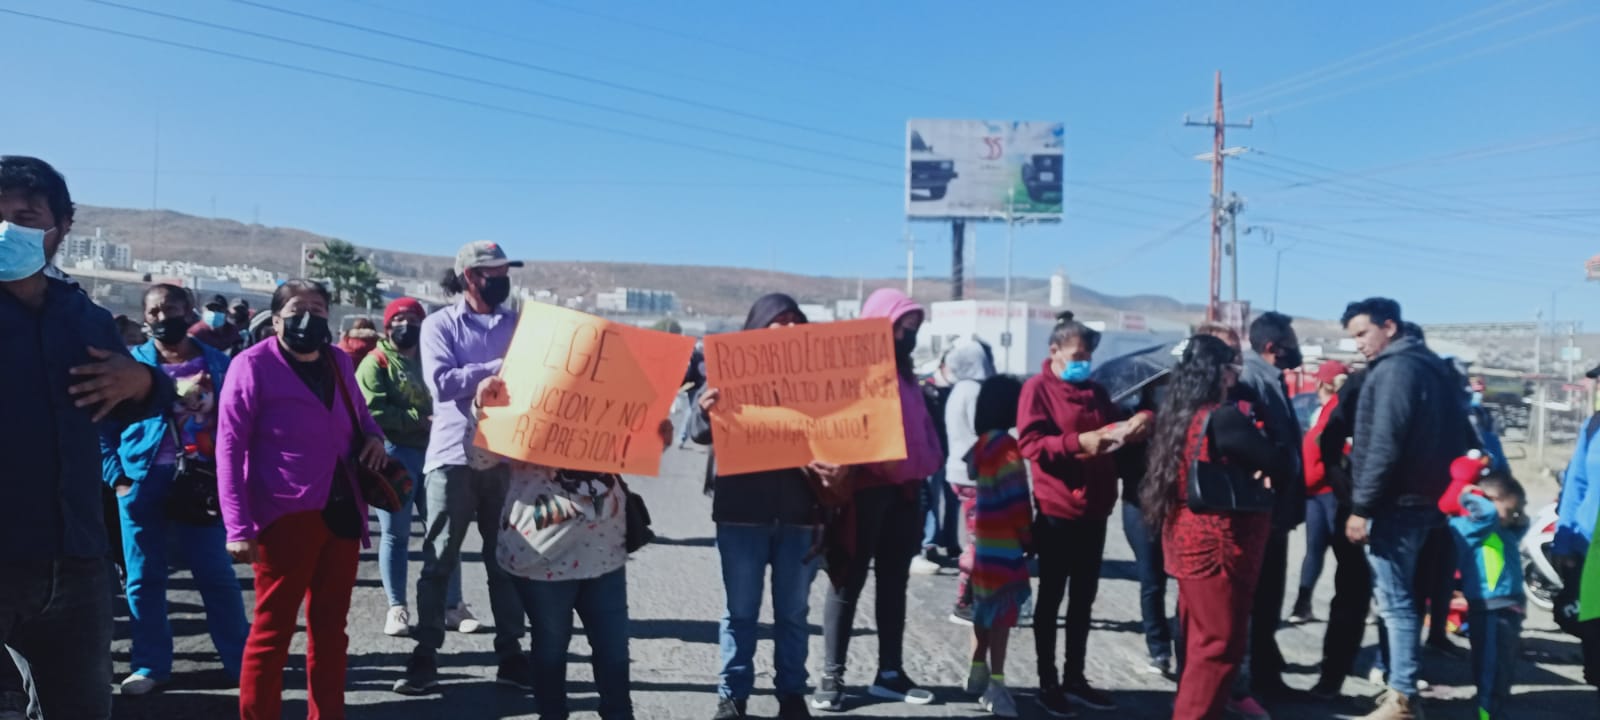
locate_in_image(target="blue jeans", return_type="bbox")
[921,469,959,553]
[1468,606,1520,718]
[1299,493,1338,595]
[716,523,820,700]
[1120,501,1172,662]
[518,567,632,720]
[375,444,461,609]
[118,464,249,680]
[0,557,113,720]
[1364,505,1442,698]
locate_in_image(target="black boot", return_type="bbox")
[1289,586,1315,623]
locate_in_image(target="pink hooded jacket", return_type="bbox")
[858,288,943,487]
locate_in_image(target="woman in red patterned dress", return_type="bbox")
[1139,334,1294,720]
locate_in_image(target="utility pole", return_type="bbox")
[1222,193,1244,305]
[1533,308,1543,375]
[951,219,966,300]
[904,229,917,297]
[1185,71,1252,321]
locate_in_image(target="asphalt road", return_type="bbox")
[106,445,1593,719]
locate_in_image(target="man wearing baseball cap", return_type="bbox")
[395,241,529,696]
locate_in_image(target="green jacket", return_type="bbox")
[356,338,432,449]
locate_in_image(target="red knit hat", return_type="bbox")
[384,297,425,328]
[1315,360,1350,385]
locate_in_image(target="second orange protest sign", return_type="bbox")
[703,318,907,475]
[474,303,695,476]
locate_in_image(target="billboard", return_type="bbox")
[906,120,1064,220]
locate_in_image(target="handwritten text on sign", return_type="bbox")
[704,318,906,475]
[474,304,695,476]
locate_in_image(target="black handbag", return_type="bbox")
[622,480,654,553]
[1186,407,1275,513]
[165,420,222,526]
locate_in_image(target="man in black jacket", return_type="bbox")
[1237,312,1307,699]
[1342,298,1469,720]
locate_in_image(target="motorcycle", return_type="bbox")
[1521,501,1562,610]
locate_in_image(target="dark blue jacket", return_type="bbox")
[0,279,175,565]
[1350,336,1470,518]
[101,339,230,485]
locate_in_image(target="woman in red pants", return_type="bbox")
[1139,334,1292,720]
[217,280,389,720]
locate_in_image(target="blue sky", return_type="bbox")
[8,0,1597,324]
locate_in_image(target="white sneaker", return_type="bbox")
[120,673,162,696]
[384,606,411,637]
[979,679,1019,717]
[446,603,481,634]
[909,554,941,576]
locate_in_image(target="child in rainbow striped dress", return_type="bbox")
[959,375,1033,718]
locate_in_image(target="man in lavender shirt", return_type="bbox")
[395,241,532,695]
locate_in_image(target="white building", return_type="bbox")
[924,300,1185,376]
[923,300,1060,375]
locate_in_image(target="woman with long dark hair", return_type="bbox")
[1140,334,1291,720]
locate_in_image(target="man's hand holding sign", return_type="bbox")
[702,318,907,476]
[473,304,695,476]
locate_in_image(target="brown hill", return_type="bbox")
[74,205,1204,320]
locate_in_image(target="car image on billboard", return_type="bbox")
[905,119,1063,221]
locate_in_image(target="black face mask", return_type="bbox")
[1274,346,1304,371]
[478,275,511,308]
[391,324,420,350]
[894,333,917,359]
[280,312,332,355]
[147,316,190,345]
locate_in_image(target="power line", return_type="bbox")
[326,0,777,101]
[223,0,893,150]
[60,167,886,187]
[2,7,898,186]
[1082,212,1212,275]
[525,0,970,105]
[85,0,898,171]
[1224,0,1531,107]
[1250,149,1599,232]
[1263,224,1572,277]
[1254,13,1600,116]
[1230,0,1564,112]
[1236,156,1596,238]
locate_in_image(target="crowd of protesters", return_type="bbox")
[1,152,1595,720]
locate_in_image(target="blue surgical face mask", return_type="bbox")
[205,310,228,328]
[1059,359,1093,383]
[1470,391,1483,408]
[0,221,50,282]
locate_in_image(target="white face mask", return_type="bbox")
[0,221,50,282]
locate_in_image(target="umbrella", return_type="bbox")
[1090,339,1190,413]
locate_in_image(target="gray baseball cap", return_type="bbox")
[454,240,525,275]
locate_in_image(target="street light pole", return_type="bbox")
[1003,187,1015,374]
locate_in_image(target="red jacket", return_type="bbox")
[1018,360,1124,520]
[1302,395,1337,496]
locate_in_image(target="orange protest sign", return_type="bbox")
[473,304,695,476]
[703,318,907,475]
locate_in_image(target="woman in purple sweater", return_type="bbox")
[217,280,388,720]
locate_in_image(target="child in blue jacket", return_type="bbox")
[1441,453,1528,720]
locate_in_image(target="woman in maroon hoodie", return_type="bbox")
[1019,315,1151,715]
